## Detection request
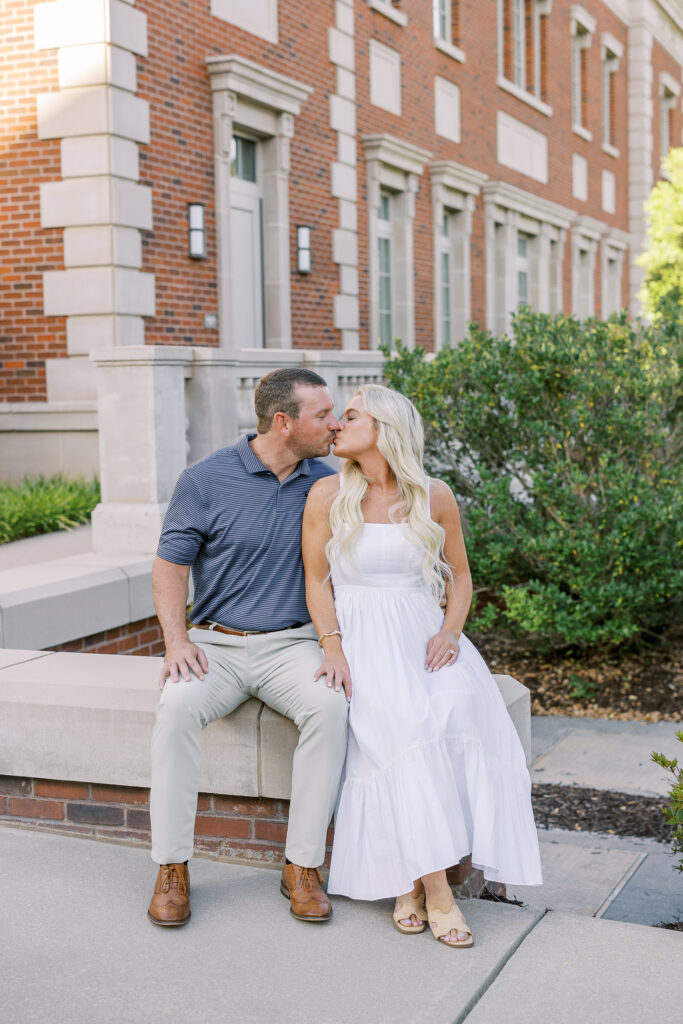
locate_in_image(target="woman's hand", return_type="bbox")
[425,629,460,672]
[314,650,353,701]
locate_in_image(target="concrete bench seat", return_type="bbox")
[0,650,532,798]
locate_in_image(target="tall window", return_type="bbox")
[602,50,618,148]
[500,0,549,101]
[661,86,676,163]
[600,33,622,153]
[572,28,588,128]
[517,232,530,307]
[378,192,393,347]
[440,212,452,345]
[433,1,460,46]
[570,8,595,136]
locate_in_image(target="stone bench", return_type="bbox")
[0,648,531,886]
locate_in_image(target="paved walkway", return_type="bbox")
[4,713,682,1023]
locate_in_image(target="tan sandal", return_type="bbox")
[427,901,474,948]
[392,889,427,934]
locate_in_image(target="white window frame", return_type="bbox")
[430,161,487,349]
[377,191,394,347]
[363,135,431,349]
[433,0,451,43]
[601,33,623,158]
[497,0,553,116]
[517,232,531,307]
[659,72,680,174]
[483,181,571,336]
[571,216,602,320]
[601,229,628,318]
[207,55,312,349]
[570,6,595,140]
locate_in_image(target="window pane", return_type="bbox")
[517,235,528,258]
[231,137,257,182]
[518,270,528,306]
[513,0,525,88]
[442,251,451,344]
[433,0,448,40]
[572,36,582,124]
[379,193,391,220]
[442,211,450,237]
[378,236,392,345]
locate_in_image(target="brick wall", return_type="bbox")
[136,0,339,351]
[0,0,66,401]
[0,773,493,894]
[48,615,165,657]
[2,0,679,398]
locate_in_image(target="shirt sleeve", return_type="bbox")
[156,470,206,566]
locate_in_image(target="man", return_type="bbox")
[147,368,348,927]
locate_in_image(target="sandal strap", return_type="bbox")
[427,902,472,940]
[393,891,426,923]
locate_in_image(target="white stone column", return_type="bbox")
[262,116,294,349]
[627,10,654,315]
[91,347,194,553]
[34,0,154,403]
[330,0,359,350]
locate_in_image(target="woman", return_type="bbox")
[302,384,542,948]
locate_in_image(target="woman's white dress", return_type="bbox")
[326,522,543,901]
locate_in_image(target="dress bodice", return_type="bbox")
[330,523,429,592]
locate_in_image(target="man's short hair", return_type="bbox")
[254,367,328,433]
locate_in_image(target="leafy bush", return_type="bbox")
[638,148,683,323]
[382,309,682,649]
[652,732,683,873]
[0,475,100,544]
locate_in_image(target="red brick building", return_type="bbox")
[1,1,682,497]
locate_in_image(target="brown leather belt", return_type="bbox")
[194,620,307,637]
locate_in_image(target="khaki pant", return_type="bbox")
[150,623,349,867]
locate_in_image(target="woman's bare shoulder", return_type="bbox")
[428,477,459,517]
[307,473,341,505]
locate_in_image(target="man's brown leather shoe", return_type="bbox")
[148,863,191,927]
[280,863,332,922]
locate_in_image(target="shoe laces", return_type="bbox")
[161,864,187,895]
[299,867,316,891]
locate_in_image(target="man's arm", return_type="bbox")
[153,556,209,688]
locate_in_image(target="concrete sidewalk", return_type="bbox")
[523,715,683,929]
[3,706,682,1021]
[3,824,681,1024]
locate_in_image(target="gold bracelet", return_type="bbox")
[317,630,342,648]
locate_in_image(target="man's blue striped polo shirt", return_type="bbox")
[157,434,336,631]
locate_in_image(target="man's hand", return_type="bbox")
[159,640,209,689]
[313,651,353,701]
[425,629,460,673]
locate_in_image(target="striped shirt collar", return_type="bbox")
[237,433,312,478]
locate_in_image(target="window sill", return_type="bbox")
[369,0,407,27]
[496,77,552,117]
[602,142,620,159]
[572,123,592,142]
[434,37,466,63]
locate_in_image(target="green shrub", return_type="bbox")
[652,732,683,873]
[0,474,101,544]
[382,309,682,649]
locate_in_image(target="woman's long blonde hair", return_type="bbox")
[326,384,453,598]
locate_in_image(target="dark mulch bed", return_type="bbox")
[532,783,671,842]
[474,628,683,723]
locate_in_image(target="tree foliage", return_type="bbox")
[639,147,683,323]
[382,310,682,649]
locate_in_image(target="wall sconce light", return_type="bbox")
[188,203,206,259]
[297,225,312,274]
